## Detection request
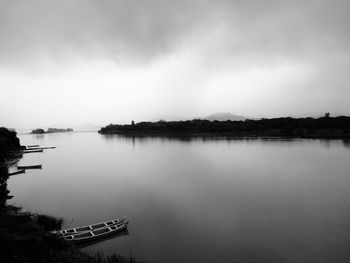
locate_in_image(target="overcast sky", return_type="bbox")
[1,0,350,129]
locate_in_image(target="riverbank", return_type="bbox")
[0,127,140,263]
[98,116,350,139]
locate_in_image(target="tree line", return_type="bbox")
[99,116,350,138]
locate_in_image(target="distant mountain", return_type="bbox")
[204,113,249,121]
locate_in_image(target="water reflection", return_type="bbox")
[33,134,45,140]
[101,134,350,150]
[78,230,130,249]
[8,133,350,263]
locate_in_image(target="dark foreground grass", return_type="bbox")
[0,193,143,263]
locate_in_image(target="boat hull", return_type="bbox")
[27,145,39,148]
[24,149,43,153]
[9,169,26,176]
[17,165,42,169]
[65,222,129,244]
[52,216,127,236]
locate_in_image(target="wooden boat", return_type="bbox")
[17,164,42,169]
[64,222,129,244]
[8,169,26,176]
[52,216,127,236]
[40,146,56,149]
[24,149,43,153]
[27,145,39,148]
[25,147,56,150]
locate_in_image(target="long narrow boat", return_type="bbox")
[52,216,127,236]
[8,169,26,176]
[27,145,39,148]
[17,164,42,169]
[24,149,43,153]
[64,222,129,244]
[25,147,56,150]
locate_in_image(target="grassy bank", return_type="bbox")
[0,127,141,263]
[98,116,350,139]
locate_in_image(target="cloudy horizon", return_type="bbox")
[1,0,350,129]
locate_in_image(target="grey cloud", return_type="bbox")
[203,1,350,64]
[0,0,210,65]
[0,0,349,67]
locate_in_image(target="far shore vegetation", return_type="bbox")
[99,115,350,139]
[0,127,141,263]
[31,128,74,134]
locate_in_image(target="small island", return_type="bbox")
[98,115,350,139]
[31,128,73,134]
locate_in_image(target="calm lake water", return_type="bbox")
[8,132,350,263]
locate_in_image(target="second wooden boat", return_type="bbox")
[26,147,56,150]
[24,149,43,153]
[9,169,26,176]
[17,164,42,169]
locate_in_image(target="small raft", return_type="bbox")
[52,216,127,236]
[17,164,42,169]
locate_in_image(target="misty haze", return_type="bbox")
[1,1,350,263]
